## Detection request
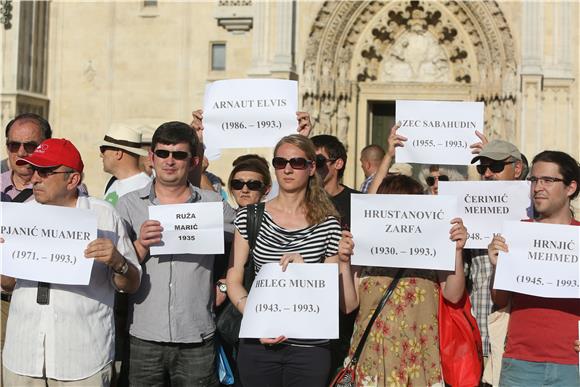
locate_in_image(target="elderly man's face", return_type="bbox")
[6,119,44,181]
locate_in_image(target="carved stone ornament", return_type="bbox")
[302,1,519,142]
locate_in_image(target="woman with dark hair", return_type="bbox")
[226,134,349,386]
[338,175,468,386]
[228,155,271,208]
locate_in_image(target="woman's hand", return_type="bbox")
[338,230,354,263]
[279,253,304,272]
[449,218,467,250]
[469,130,488,154]
[260,336,287,346]
[296,111,312,137]
[386,122,407,158]
[488,234,508,267]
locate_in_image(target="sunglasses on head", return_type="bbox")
[231,179,265,191]
[31,166,70,179]
[426,175,449,186]
[153,149,190,160]
[315,154,337,169]
[6,141,38,154]
[272,157,312,170]
[476,160,514,175]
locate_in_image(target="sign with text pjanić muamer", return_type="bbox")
[239,263,339,339]
[439,181,532,249]
[494,221,579,298]
[350,194,458,270]
[395,100,484,165]
[203,79,298,149]
[0,202,97,285]
[148,202,224,256]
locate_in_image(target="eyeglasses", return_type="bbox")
[231,179,265,191]
[153,149,190,160]
[6,141,39,154]
[426,175,449,187]
[315,154,337,169]
[476,161,515,175]
[272,157,313,170]
[527,176,565,186]
[31,166,70,179]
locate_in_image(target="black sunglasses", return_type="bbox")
[272,157,312,170]
[31,166,70,179]
[6,141,39,154]
[476,160,515,175]
[231,179,265,191]
[315,154,337,169]
[154,149,190,160]
[426,175,449,186]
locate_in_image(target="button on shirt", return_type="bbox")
[116,182,235,344]
[2,196,142,381]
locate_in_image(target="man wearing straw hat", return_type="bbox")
[99,123,152,206]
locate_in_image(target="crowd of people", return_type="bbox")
[0,110,579,387]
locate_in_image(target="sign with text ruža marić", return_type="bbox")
[494,221,579,298]
[350,194,458,271]
[148,202,224,256]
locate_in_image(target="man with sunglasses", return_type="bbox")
[466,139,524,372]
[1,113,52,203]
[116,121,235,386]
[487,150,579,386]
[2,138,142,386]
[0,113,52,359]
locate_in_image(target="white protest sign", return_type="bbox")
[439,181,532,249]
[395,100,484,165]
[149,202,224,255]
[494,221,579,298]
[203,79,298,149]
[239,263,339,339]
[0,202,97,285]
[351,194,458,270]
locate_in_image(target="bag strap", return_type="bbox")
[350,268,405,365]
[246,202,265,252]
[11,188,33,203]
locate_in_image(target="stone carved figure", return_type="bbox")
[318,97,335,135]
[337,98,350,145]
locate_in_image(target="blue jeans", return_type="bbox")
[499,357,579,387]
[128,335,219,387]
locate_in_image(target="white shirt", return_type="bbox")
[104,172,151,206]
[2,196,142,381]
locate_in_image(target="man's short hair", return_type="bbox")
[532,150,580,201]
[152,121,198,156]
[311,134,347,178]
[5,113,52,140]
[361,144,385,162]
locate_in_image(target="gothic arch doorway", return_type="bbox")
[302,0,518,186]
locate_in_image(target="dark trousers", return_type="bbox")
[128,335,219,387]
[237,340,331,387]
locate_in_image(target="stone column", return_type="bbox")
[271,0,295,76]
[248,1,271,76]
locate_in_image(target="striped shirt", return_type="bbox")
[235,206,341,346]
[234,207,341,272]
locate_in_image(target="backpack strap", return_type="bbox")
[242,202,265,290]
[11,188,33,203]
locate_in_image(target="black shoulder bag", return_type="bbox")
[216,202,265,346]
[329,269,405,387]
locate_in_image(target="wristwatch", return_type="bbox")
[217,281,227,293]
[113,259,129,276]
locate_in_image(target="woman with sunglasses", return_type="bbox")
[228,155,272,208]
[419,165,466,195]
[338,175,468,386]
[227,135,345,386]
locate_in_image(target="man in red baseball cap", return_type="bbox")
[2,138,142,386]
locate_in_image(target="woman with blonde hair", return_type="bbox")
[226,134,350,386]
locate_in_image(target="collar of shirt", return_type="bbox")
[137,180,201,205]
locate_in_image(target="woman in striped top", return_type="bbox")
[226,134,348,387]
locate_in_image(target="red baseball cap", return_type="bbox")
[16,138,84,173]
